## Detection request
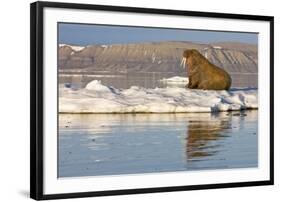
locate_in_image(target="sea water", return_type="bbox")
[58,110,258,177]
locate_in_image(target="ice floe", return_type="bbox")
[59,80,258,114]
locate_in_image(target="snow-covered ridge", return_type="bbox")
[203,46,222,50]
[59,80,258,114]
[59,44,85,51]
[212,46,222,49]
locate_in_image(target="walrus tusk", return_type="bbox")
[180,58,184,67]
[180,57,184,67]
[180,57,186,69]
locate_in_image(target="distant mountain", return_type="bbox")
[58,41,257,74]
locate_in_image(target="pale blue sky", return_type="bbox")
[58,23,258,46]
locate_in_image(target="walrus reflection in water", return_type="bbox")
[181,49,232,90]
[185,114,231,160]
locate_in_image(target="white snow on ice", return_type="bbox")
[59,80,258,114]
[159,76,189,84]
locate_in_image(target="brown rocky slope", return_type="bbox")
[59,41,257,75]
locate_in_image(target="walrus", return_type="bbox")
[180,49,232,90]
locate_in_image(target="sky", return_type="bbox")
[58,23,258,46]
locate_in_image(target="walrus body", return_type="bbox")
[181,49,232,90]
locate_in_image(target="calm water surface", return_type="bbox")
[59,72,258,89]
[59,110,258,177]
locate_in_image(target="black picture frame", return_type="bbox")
[30,1,274,200]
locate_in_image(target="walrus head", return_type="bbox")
[181,49,206,69]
